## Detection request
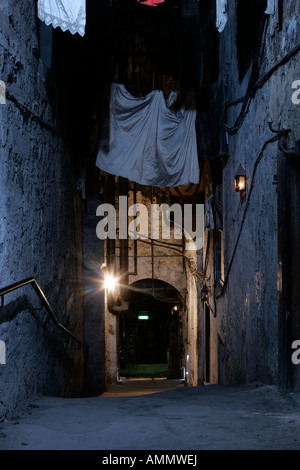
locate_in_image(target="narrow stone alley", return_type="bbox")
[0,0,300,454]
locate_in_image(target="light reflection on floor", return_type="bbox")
[100,378,185,397]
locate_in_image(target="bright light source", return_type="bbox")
[236,176,246,192]
[235,164,247,193]
[104,274,117,291]
[138,315,149,320]
[171,305,178,315]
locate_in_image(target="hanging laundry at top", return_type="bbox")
[137,0,165,6]
[37,0,86,37]
[96,83,199,188]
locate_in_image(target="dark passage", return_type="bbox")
[119,279,182,379]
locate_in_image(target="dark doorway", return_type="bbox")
[119,279,182,379]
[278,151,300,392]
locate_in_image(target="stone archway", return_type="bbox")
[105,271,199,388]
[118,279,183,380]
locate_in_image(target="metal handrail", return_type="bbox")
[0,277,85,349]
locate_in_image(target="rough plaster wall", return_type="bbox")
[196,249,204,384]
[105,294,119,386]
[183,252,199,386]
[210,0,300,385]
[82,197,105,394]
[0,0,84,419]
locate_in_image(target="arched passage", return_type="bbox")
[119,279,183,380]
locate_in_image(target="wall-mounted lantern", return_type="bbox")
[235,164,247,193]
[171,305,178,315]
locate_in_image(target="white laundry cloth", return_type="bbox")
[96,83,199,188]
[265,0,276,15]
[38,0,86,37]
[216,0,228,33]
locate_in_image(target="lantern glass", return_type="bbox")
[235,175,246,192]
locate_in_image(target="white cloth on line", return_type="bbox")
[265,0,276,15]
[37,0,86,37]
[216,0,228,33]
[96,83,199,188]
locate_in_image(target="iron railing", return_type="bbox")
[0,277,85,349]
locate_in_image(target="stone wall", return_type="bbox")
[204,0,300,385]
[82,197,105,394]
[0,0,84,419]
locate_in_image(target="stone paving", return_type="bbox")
[1,380,300,450]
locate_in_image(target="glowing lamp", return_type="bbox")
[235,165,246,193]
[104,274,117,291]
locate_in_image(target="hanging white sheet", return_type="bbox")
[216,0,228,33]
[38,0,86,37]
[96,83,199,188]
